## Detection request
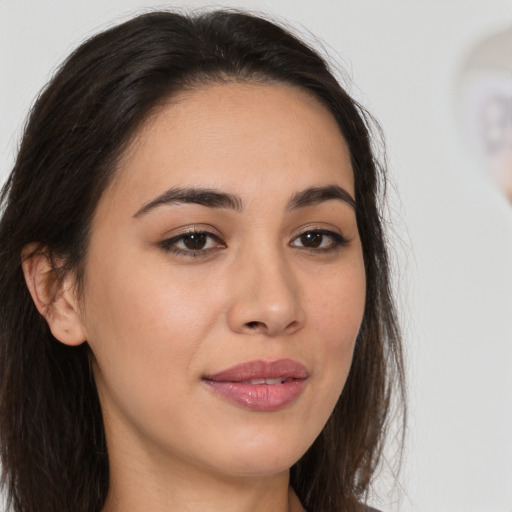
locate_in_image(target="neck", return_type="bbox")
[103,462,305,512]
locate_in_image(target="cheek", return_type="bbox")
[309,258,366,341]
[308,259,366,384]
[83,244,221,344]
[81,246,238,418]
[81,257,227,443]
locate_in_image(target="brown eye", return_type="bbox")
[182,233,207,250]
[300,232,323,248]
[160,230,226,257]
[290,229,348,251]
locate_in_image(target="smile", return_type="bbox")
[242,378,288,385]
[202,359,308,411]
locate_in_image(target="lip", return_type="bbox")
[203,359,309,411]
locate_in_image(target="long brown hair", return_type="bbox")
[0,10,405,512]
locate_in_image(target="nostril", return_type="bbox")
[246,321,261,330]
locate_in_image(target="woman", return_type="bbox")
[0,10,405,512]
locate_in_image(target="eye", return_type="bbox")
[160,230,226,257]
[290,229,348,251]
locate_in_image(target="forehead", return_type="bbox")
[103,82,354,214]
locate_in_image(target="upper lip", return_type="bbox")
[204,359,309,382]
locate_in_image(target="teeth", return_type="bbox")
[265,378,285,385]
[245,378,286,385]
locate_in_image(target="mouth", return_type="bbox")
[202,359,308,411]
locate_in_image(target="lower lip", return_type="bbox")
[203,379,307,411]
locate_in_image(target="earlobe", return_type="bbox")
[21,242,87,346]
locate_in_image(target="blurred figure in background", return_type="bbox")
[456,26,512,202]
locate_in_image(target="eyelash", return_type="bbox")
[159,229,225,258]
[290,229,349,253]
[159,228,348,258]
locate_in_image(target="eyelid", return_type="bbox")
[159,226,226,257]
[289,225,349,251]
[292,222,349,240]
[161,223,222,239]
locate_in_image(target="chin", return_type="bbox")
[204,431,312,478]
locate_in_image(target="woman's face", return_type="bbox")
[78,82,366,479]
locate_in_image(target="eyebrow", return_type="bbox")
[287,185,356,211]
[133,184,355,218]
[133,187,243,217]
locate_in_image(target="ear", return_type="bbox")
[21,242,87,346]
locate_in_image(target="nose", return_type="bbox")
[226,245,305,337]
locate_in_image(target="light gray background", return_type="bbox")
[1,1,511,511]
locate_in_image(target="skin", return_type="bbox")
[24,82,366,512]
